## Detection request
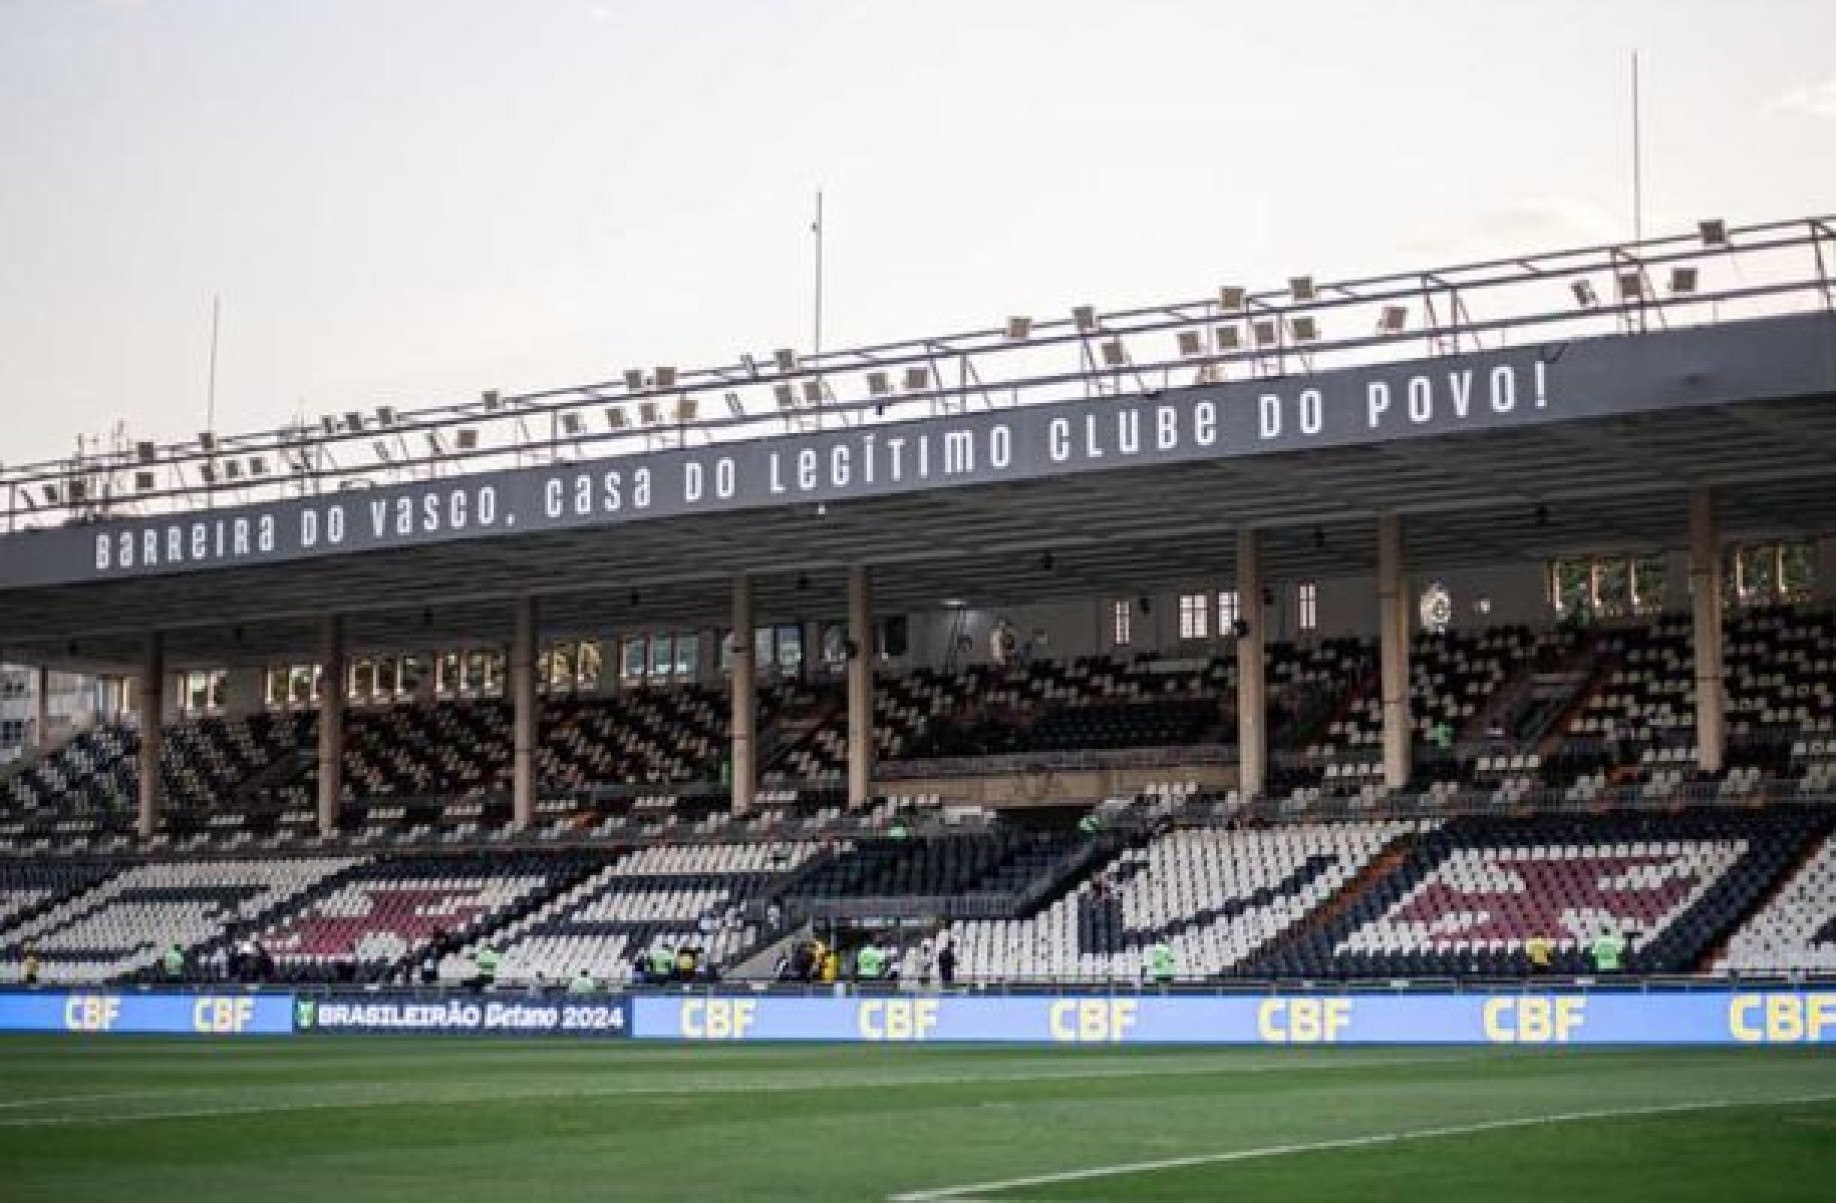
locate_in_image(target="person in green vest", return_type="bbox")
[888,820,911,841]
[856,939,887,982]
[1078,813,1102,836]
[649,943,676,984]
[161,943,185,983]
[567,968,597,995]
[1428,720,1454,751]
[1590,929,1626,973]
[1146,940,1176,986]
[472,945,500,990]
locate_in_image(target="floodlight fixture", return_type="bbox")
[1289,315,1319,342]
[1072,305,1098,332]
[343,411,365,432]
[904,366,931,391]
[1005,316,1032,341]
[801,378,824,403]
[623,369,646,392]
[1617,273,1644,301]
[866,371,891,396]
[320,415,338,435]
[454,428,480,451]
[425,432,447,456]
[1251,319,1279,347]
[482,389,503,410]
[1099,339,1128,367]
[1176,329,1205,358]
[654,366,678,390]
[740,352,759,376]
[1289,276,1317,302]
[1698,219,1727,247]
[374,406,396,426]
[1214,325,1242,351]
[247,456,268,477]
[724,392,744,417]
[1669,266,1699,295]
[1377,305,1408,334]
[1571,280,1599,309]
[1217,286,1245,311]
[371,440,393,463]
[135,441,157,464]
[199,431,217,451]
[134,471,156,492]
[42,484,60,505]
[773,384,796,409]
[224,460,243,481]
[560,412,584,436]
[605,406,630,430]
[774,348,798,373]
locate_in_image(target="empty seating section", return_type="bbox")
[1268,810,1828,978]
[1716,836,1836,974]
[0,857,353,983]
[785,830,1075,902]
[474,841,825,983]
[947,823,1410,980]
[252,854,587,978]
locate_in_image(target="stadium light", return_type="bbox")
[866,371,892,397]
[319,415,338,435]
[247,456,268,477]
[1214,325,1242,351]
[1617,273,1644,301]
[1670,266,1699,295]
[481,389,503,410]
[904,366,931,391]
[1099,339,1128,367]
[801,378,825,403]
[1217,286,1245,311]
[1289,276,1317,302]
[134,471,156,492]
[1289,316,1319,342]
[740,352,759,377]
[374,406,396,427]
[1072,305,1098,333]
[199,431,217,451]
[371,440,394,463]
[623,369,645,392]
[654,366,678,390]
[1377,305,1408,334]
[1005,316,1032,341]
[343,411,364,432]
[774,348,798,373]
[1698,219,1727,247]
[135,441,157,464]
[724,392,744,417]
[1252,319,1279,347]
[605,406,631,430]
[560,412,585,437]
[425,431,447,456]
[1571,280,1599,309]
[1176,329,1205,358]
[772,384,796,410]
[454,428,479,451]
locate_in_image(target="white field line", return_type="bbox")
[886,1092,1836,1201]
[0,1050,1493,1127]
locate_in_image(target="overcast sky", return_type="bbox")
[3,0,1833,467]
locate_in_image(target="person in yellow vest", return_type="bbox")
[22,948,41,986]
[820,948,840,983]
[1526,935,1553,975]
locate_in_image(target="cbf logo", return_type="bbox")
[295,998,317,1031]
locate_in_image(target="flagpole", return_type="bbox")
[812,189,824,359]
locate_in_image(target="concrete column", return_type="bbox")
[33,665,51,749]
[1689,489,1726,773]
[137,634,164,839]
[847,566,874,809]
[1377,513,1413,791]
[222,665,267,720]
[1236,530,1267,799]
[512,596,538,829]
[316,615,345,837]
[730,576,756,816]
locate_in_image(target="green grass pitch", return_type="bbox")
[1,1038,1832,1201]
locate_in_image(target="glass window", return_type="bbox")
[1218,590,1241,635]
[676,633,700,679]
[1631,554,1667,613]
[1112,600,1132,647]
[650,634,674,678]
[1298,581,1318,632]
[265,667,288,709]
[1551,558,1591,616]
[576,640,602,691]
[289,664,314,708]
[398,655,425,700]
[351,659,375,702]
[623,637,648,682]
[1781,541,1815,599]
[773,625,801,674]
[1178,593,1209,641]
[1594,557,1631,617]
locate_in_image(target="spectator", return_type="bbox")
[1526,935,1552,976]
[1146,939,1176,986]
[161,942,186,983]
[22,947,40,986]
[856,939,886,983]
[568,968,597,995]
[648,943,676,985]
[675,946,699,981]
[1078,813,1103,836]
[1589,928,1625,974]
[936,940,957,989]
[471,944,500,991]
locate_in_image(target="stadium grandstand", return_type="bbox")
[3,213,1836,999]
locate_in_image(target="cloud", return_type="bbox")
[1766,78,1836,120]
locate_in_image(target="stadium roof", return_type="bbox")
[2,216,1834,672]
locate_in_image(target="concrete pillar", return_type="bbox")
[512,596,538,829]
[137,634,164,839]
[316,615,345,837]
[730,576,756,816]
[1690,489,1726,773]
[33,665,51,749]
[1236,530,1267,799]
[1377,513,1413,791]
[222,665,267,720]
[847,566,874,809]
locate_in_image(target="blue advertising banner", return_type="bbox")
[292,993,630,1037]
[631,990,1836,1046]
[0,990,294,1036]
